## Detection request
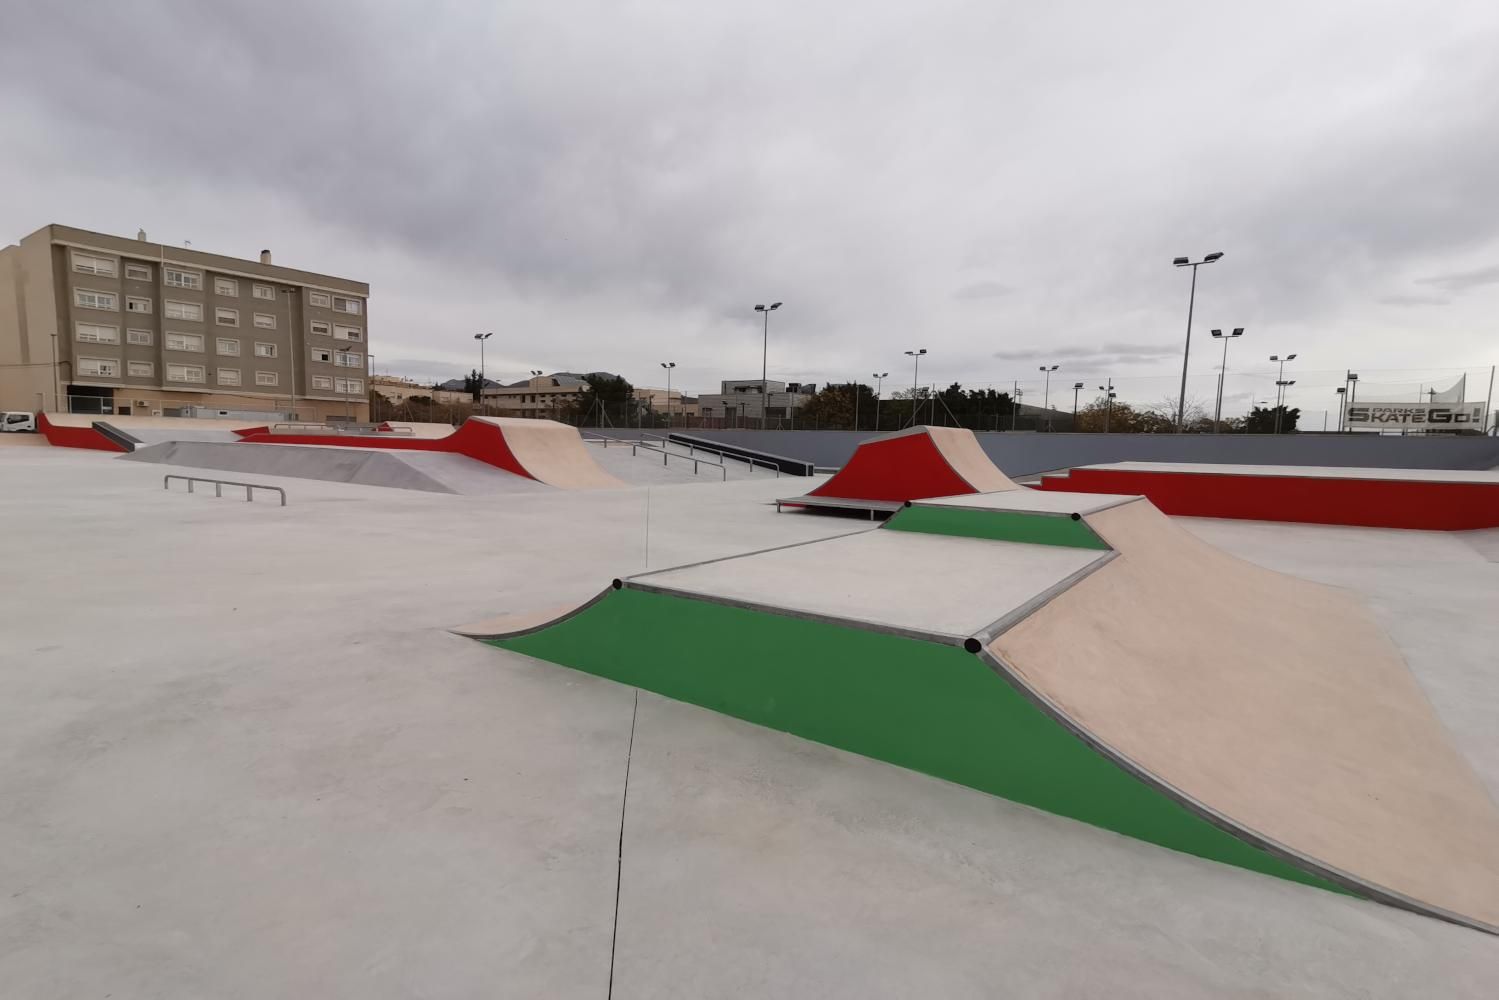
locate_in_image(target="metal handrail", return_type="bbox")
[667,437,781,477]
[164,474,287,506]
[631,443,727,481]
[273,421,330,432]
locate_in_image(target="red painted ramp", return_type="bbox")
[237,416,623,490]
[808,426,1020,503]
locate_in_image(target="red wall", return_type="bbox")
[1041,468,1499,530]
[37,414,128,453]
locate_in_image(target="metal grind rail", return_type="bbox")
[638,432,781,477]
[581,431,728,479]
[163,474,287,506]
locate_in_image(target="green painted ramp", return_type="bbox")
[489,587,1339,894]
[885,504,1109,548]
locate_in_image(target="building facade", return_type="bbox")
[699,379,815,425]
[0,224,371,421]
[632,386,699,418]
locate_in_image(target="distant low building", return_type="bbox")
[699,379,815,424]
[370,375,431,404]
[483,372,586,418]
[634,386,698,418]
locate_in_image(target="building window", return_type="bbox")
[126,296,152,314]
[311,375,333,389]
[165,332,205,352]
[217,368,242,386]
[127,360,154,377]
[254,342,277,358]
[74,288,118,311]
[75,323,120,345]
[124,263,152,281]
[310,347,332,363]
[216,338,240,356]
[213,277,239,296]
[255,371,279,386]
[332,324,362,342]
[252,284,275,300]
[215,307,239,327]
[163,267,202,290]
[127,329,154,346]
[335,377,364,394]
[166,363,206,383]
[253,312,276,329]
[309,320,330,336]
[308,290,332,308]
[332,296,362,315]
[334,350,363,368]
[164,300,203,321]
[71,251,116,276]
[78,357,119,378]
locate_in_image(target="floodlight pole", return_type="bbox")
[1173,253,1224,431]
[872,372,888,431]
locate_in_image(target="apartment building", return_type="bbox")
[0,224,371,421]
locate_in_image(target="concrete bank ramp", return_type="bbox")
[462,489,1499,933]
[123,441,547,495]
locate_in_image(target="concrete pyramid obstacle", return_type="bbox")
[461,489,1499,934]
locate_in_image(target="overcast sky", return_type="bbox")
[3,1,1497,418]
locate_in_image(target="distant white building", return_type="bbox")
[699,379,815,425]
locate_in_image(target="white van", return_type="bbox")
[1,411,38,433]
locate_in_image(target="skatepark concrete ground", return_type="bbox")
[2,446,1496,998]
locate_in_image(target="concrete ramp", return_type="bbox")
[460,490,1499,933]
[123,441,545,495]
[235,416,625,490]
[781,426,1019,511]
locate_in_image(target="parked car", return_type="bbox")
[1,411,38,433]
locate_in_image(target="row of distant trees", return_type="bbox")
[799,381,1301,433]
[372,372,1302,432]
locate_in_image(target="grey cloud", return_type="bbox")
[953,280,1012,301]
[1415,264,1499,292]
[2,2,1499,391]
[991,341,1181,366]
[1378,293,1450,306]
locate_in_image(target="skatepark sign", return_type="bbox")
[1345,401,1486,430]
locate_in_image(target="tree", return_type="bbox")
[566,374,636,425]
[463,369,485,404]
[798,382,881,429]
[1245,405,1300,434]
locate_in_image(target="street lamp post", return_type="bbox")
[1039,364,1059,431]
[1172,252,1225,432]
[660,362,676,427]
[872,372,888,431]
[1072,382,1084,430]
[1269,353,1297,434]
[474,332,493,414]
[1012,385,1024,432]
[1335,387,1347,432]
[904,349,926,427]
[1342,371,1360,432]
[1274,379,1296,433]
[753,302,782,429]
[1210,328,1244,430]
[1098,380,1116,433]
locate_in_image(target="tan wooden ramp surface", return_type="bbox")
[992,499,1499,929]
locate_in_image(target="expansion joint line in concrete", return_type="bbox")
[607,690,639,1000]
